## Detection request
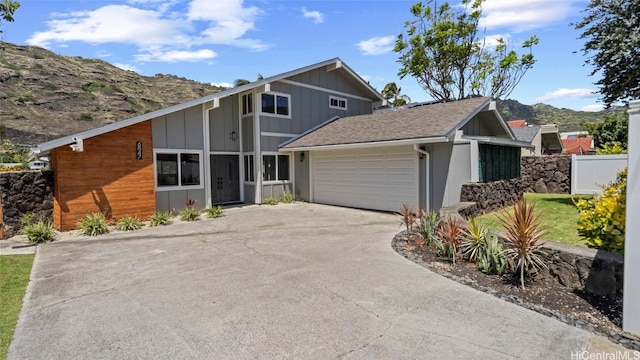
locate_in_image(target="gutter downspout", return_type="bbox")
[414,144,430,211]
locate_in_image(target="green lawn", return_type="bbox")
[0,255,34,360]
[475,193,592,247]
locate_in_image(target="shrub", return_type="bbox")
[436,217,465,265]
[497,198,547,289]
[79,113,93,121]
[179,199,200,222]
[78,213,109,236]
[477,233,506,275]
[17,93,34,103]
[279,191,294,203]
[418,209,440,246]
[148,210,172,227]
[20,213,37,228]
[263,197,279,205]
[205,206,224,219]
[398,204,417,235]
[21,220,55,243]
[575,167,626,253]
[115,215,143,231]
[461,217,488,262]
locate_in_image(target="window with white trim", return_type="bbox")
[242,93,253,115]
[260,92,290,117]
[262,153,290,182]
[155,150,203,190]
[243,154,255,182]
[329,95,347,110]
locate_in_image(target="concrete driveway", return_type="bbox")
[9,203,589,359]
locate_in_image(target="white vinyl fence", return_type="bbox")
[570,154,628,195]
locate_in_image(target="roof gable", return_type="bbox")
[282,97,499,149]
[511,125,541,144]
[33,58,383,154]
[562,137,593,154]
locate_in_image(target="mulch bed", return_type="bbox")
[392,230,640,350]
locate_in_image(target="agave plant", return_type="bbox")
[496,198,548,289]
[436,217,465,265]
[461,217,488,262]
[418,209,440,246]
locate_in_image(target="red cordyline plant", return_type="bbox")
[496,198,547,289]
[398,204,417,234]
[185,199,197,208]
[436,217,465,265]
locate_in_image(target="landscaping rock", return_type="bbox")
[0,170,54,238]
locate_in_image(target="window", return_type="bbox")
[244,154,255,182]
[262,154,290,182]
[242,93,253,115]
[155,151,202,189]
[329,95,347,110]
[261,93,290,117]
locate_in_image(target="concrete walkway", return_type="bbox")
[9,203,591,359]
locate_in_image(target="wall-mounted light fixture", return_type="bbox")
[230,130,238,141]
[299,152,305,162]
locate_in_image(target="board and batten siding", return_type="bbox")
[51,121,155,230]
[152,105,203,149]
[210,96,241,153]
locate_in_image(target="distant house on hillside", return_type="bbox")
[562,137,594,155]
[507,120,563,156]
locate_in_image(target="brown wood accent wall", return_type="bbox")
[52,121,156,231]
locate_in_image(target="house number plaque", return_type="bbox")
[136,141,142,160]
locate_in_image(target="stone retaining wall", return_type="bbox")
[521,155,571,194]
[0,171,54,238]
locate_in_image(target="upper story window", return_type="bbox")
[329,95,348,110]
[242,93,253,115]
[261,92,290,118]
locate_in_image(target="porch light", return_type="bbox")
[299,152,305,162]
[230,130,238,141]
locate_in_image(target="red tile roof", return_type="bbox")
[507,120,528,128]
[562,137,593,155]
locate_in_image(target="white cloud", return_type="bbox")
[357,36,395,56]
[136,49,217,62]
[482,34,510,47]
[302,7,324,24]
[26,0,267,62]
[581,104,605,112]
[537,88,598,102]
[211,82,232,88]
[480,0,582,32]
[113,63,139,72]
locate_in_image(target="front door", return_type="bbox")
[211,155,240,204]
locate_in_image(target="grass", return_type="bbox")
[476,193,592,247]
[0,255,34,359]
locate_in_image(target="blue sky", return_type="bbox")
[1,0,604,112]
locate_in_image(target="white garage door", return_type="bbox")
[312,146,418,213]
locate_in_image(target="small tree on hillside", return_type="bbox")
[393,0,538,102]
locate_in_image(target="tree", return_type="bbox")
[574,0,640,107]
[394,0,538,102]
[381,82,411,107]
[0,0,19,35]
[581,110,628,149]
[234,74,264,87]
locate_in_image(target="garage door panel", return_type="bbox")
[312,147,417,213]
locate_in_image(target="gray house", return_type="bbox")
[282,97,530,213]
[31,58,385,230]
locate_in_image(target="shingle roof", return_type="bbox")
[562,137,593,155]
[282,97,491,149]
[511,125,541,144]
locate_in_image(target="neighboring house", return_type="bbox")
[281,97,530,213]
[562,137,595,155]
[507,120,563,155]
[31,58,385,230]
[560,131,590,139]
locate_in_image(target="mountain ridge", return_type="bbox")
[0,42,605,145]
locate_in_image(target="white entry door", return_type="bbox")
[311,146,418,213]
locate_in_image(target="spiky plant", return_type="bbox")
[461,217,488,262]
[399,204,416,235]
[496,198,548,289]
[418,209,440,246]
[436,217,465,265]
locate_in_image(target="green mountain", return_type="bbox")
[0,42,226,145]
[497,99,606,132]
